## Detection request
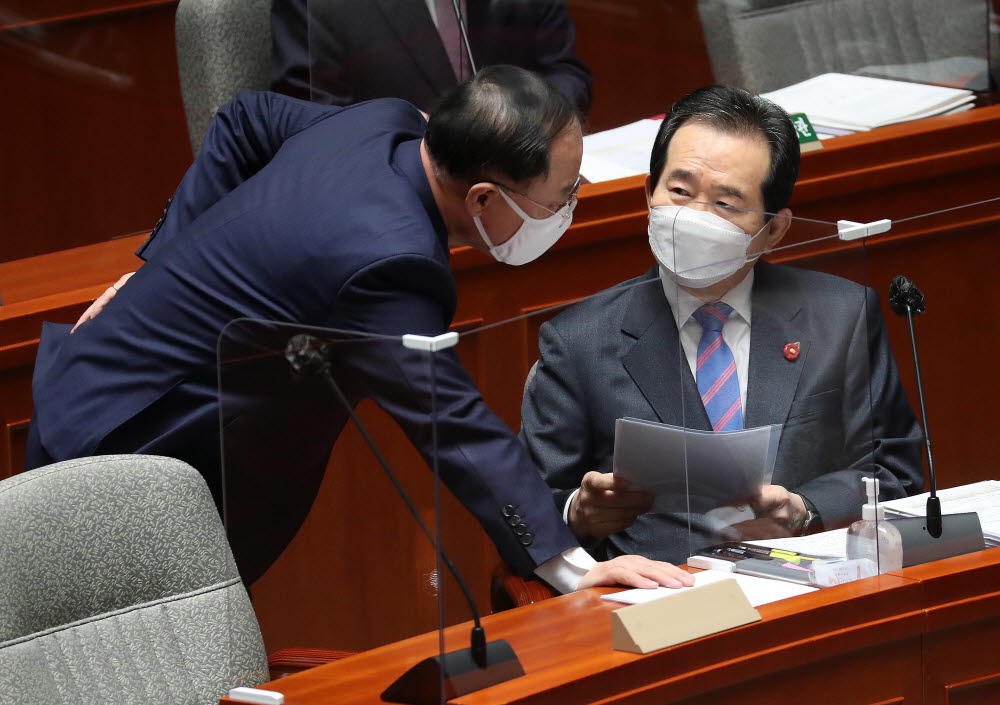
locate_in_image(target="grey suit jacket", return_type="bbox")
[520,262,924,563]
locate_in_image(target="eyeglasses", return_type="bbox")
[495,175,582,219]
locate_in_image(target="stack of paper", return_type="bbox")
[579,119,661,183]
[881,480,1000,547]
[761,73,975,134]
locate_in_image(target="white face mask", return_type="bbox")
[648,205,767,288]
[473,187,576,266]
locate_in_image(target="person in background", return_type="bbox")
[270,0,592,115]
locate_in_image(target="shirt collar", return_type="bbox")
[659,266,755,330]
[394,137,449,254]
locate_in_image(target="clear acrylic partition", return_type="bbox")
[218,320,458,701]
[661,203,895,583]
[697,0,998,99]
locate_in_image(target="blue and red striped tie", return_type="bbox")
[693,303,743,432]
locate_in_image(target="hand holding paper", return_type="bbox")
[568,471,653,540]
[749,485,809,533]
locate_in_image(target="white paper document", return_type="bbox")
[761,72,974,132]
[580,119,662,183]
[746,528,849,560]
[613,418,781,513]
[601,569,816,608]
[881,480,1000,546]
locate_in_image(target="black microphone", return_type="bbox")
[885,277,984,565]
[888,275,941,537]
[284,334,523,705]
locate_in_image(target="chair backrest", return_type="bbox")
[0,455,267,705]
[697,0,994,94]
[175,0,273,156]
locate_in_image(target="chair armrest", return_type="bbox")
[490,563,556,612]
[267,647,355,680]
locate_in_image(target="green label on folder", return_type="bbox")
[789,113,819,143]
[789,112,822,152]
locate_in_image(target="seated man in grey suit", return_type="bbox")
[519,85,924,564]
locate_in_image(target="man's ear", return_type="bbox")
[766,207,793,249]
[643,174,653,207]
[465,182,498,218]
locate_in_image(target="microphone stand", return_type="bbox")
[900,296,941,537]
[887,277,982,565]
[285,335,523,705]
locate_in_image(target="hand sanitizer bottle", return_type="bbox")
[845,477,903,573]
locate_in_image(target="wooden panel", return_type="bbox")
[568,0,714,133]
[945,674,1000,705]
[0,2,188,263]
[0,1,176,28]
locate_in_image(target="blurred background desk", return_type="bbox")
[220,548,1000,705]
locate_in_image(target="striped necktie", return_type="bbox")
[692,303,743,432]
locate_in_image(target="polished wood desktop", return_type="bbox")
[220,548,1000,705]
[1,105,998,657]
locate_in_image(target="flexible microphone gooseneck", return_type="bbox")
[888,275,942,538]
[284,334,522,705]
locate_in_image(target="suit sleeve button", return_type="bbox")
[503,505,517,517]
[506,515,521,526]
[514,523,528,536]
[519,533,533,546]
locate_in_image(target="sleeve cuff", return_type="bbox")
[562,487,580,525]
[532,546,596,595]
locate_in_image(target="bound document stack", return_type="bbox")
[761,73,975,136]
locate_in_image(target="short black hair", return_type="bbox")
[649,85,800,214]
[425,64,580,184]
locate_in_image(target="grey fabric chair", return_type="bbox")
[697,0,995,94]
[0,455,268,705]
[175,0,272,156]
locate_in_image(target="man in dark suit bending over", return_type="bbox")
[520,85,924,563]
[27,66,692,594]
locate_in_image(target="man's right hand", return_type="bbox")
[71,272,135,333]
[578,555,694,590]
[567,471,653,540]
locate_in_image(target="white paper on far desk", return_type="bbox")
[612,418,781,511]
[580,119,661,183]
[601,570,816,608]
[761,72,974,131]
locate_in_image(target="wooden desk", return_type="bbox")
[222,549,1000,705]
[1,106,998,656]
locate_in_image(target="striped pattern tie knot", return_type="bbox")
[692,303,743,432]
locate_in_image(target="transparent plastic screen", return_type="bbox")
[218,319,450,698]
[662,203,917,584]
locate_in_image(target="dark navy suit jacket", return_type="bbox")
[270,0,593,114]
[520,263,924,564]
[28,92,577,582]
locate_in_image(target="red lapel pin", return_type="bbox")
[783,342,801,361]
